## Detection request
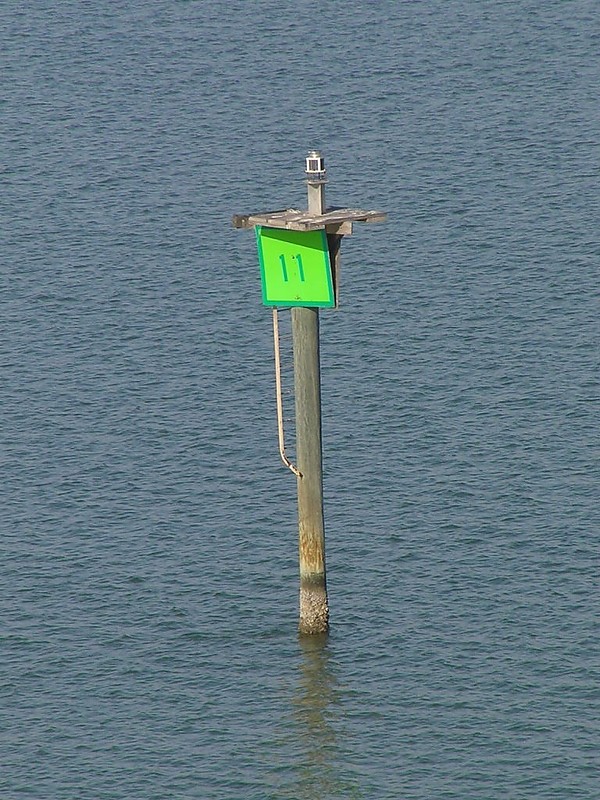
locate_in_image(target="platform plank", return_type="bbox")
[232,207,386,232]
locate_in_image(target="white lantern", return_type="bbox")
[305,150,326,179]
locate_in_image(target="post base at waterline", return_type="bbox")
[299,584,329,635]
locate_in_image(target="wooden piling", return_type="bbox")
[293,168,329,635]
[232,152,386,635]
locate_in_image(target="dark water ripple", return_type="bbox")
[1,1,599,798]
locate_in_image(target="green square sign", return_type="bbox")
[255,226,334,307]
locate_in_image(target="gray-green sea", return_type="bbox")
[2,1,598,797]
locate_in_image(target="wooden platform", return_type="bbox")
[232,207,387,235]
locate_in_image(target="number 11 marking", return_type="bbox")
[279,253,305,282]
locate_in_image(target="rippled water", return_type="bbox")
[2,1,599,798]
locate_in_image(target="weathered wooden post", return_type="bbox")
[233,152,385,634]
[292,151,328,634]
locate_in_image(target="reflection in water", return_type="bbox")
[288,634,362,800]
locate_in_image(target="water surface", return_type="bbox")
[2,1,599,797]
